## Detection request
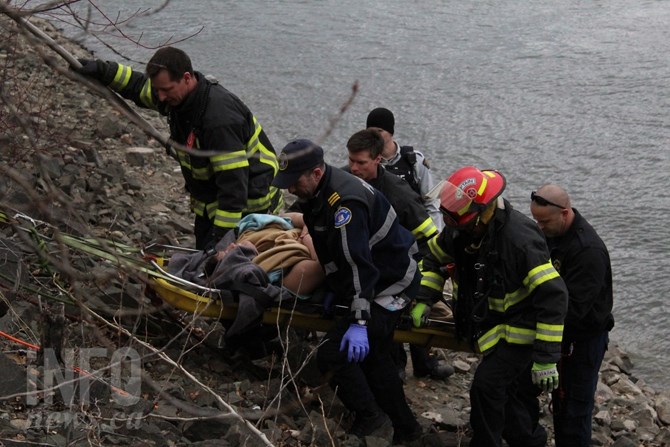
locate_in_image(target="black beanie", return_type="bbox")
[366,107,395,135]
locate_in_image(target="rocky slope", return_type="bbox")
[1,14,669,447]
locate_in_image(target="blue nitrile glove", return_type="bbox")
[531,362,559,392]
[339,324,369,363]
[410,302,431,328]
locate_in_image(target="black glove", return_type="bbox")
[203,227,229,255]
[76,59,111,83]
[321,290,336,318]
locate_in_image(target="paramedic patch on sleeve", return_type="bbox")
[334,207,352,228]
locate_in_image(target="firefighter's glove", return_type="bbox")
[205,227,229,251]
[339,323,369,363]
[410,302,431,328]
[76,59,108,81]
[531,362,559,393]
[202,238,217,257]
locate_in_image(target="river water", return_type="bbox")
[57,0,670,389]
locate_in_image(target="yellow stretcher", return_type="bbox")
[148,257,474,353]
[0,214,468,352]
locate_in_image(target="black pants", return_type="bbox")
[469,341,547,447]
[194,214,214,251]
[392,343,436,376]
[552,333,608,447]
[316,303,418,436]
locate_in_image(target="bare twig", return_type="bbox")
[80,303,276,446]
[316,80,359,145]
[1,5,224,158]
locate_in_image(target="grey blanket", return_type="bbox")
[167,232,282,338]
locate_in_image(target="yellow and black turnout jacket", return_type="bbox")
[418,199,568,364]
[103,64,281,234]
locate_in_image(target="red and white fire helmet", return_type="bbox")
[439,166,506,227]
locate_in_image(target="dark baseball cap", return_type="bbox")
[272,139,325,189]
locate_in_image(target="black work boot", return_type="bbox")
[393,421,423,445]
[349,409,393,441]
[414,359,455,380]
[429,360,455,380]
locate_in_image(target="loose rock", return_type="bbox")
[0,12,668,447]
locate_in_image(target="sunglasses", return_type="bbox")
[531,191,566,210]
[147,62,168,70]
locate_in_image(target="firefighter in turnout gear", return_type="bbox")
[411,166,568,447]
[77,47,282,250]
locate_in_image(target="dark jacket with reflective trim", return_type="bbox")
[546,209,614,343]
[418,199,568,363]
[343,165,437,258]
[297,165,418,320]
[102,65,280,231]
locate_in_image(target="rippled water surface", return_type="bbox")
[66,0,670,389]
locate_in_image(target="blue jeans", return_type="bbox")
[552,332,609,447]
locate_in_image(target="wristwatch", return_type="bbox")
[204,247,217,257]
[356,319,368,326]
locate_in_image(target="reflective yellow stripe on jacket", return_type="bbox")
[478,260,564,352]
[420,270,444,293]
[214,208,242,231]
[249,117,279,174]
[411,216,438,242]
[181,115,280,229]
[191,191,283,230]
[193,201,240,231]
[419,234,450,292]
[211,149,249,172]
[108,63,155,109]
[109,64,132,91]
[246,188,283,213]
[488,262,561,313]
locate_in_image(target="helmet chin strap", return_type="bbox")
[479,197,503,225]
[465,198,504,254]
